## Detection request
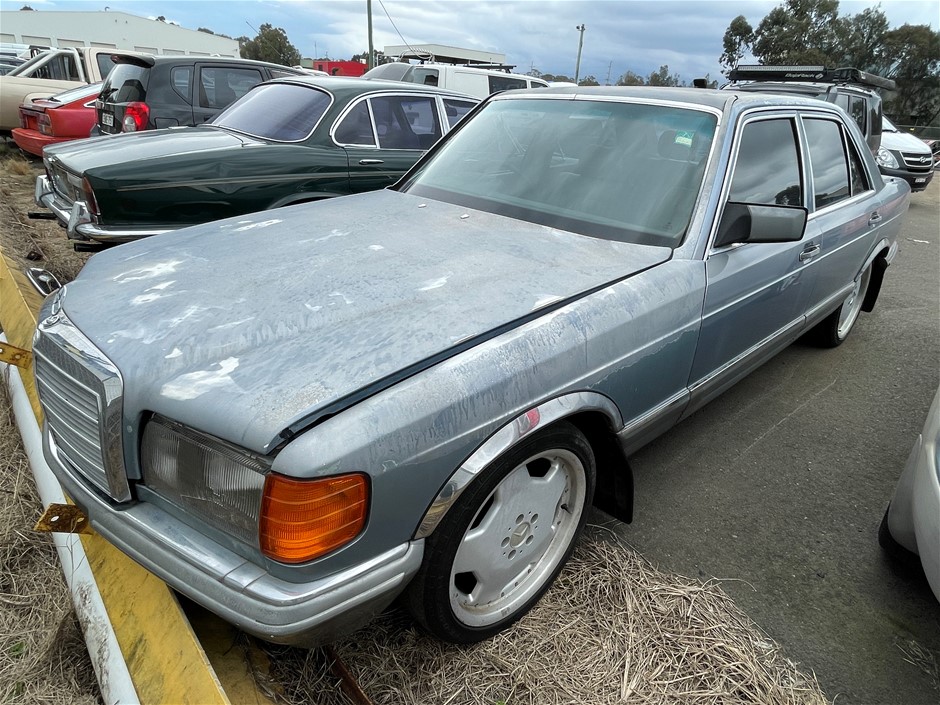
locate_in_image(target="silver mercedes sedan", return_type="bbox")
[33,86,910,645]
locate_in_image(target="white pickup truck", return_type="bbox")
[0,46,136,133]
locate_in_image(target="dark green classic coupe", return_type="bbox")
[35,76,479,250]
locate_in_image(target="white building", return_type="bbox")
[0,10,239,57]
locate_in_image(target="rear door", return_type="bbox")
[337,93,444,193]
[799,113,883,316]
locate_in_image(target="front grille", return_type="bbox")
[900,151,933,173]
[33,309,130,502]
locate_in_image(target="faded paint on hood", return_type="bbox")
[62,190,671,452]
[43,126,254,173]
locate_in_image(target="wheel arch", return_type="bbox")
[861,241,893,313]
[267,192,339,210]
[414,391,633,540]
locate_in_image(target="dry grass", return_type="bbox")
[0,384,100,704]
[253,525,828,705]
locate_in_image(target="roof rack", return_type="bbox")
[728,65,896,91]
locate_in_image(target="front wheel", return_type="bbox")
[405,421,595,643]
[807,264,872,348]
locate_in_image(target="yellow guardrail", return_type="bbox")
[1,249,276,705]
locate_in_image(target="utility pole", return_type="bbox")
[367,0,374,70]
[574,23,586,84]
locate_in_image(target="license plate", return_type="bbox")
[101,112,114,127]
[915,177,926,184]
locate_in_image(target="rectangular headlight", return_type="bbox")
[140,415,270,546]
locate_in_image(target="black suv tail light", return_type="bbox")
[122,102,150,132]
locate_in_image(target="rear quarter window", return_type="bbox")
[212,83,332,141]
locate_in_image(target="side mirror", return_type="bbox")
[714,202,807,248]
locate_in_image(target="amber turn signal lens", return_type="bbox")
[260,472,368,563]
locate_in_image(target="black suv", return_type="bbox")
[95,55,304,134]
[726,65,934,192]
[727,66,892,153]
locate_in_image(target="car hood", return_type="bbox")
[881,129,932,154]
[43,126,255,172]
[62,190,671,453]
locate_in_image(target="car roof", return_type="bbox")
[265,75,478,101]
[114,54,305,71]
[487,85,840,113]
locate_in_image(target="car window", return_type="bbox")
[171,66,192,102]
[334,100,376,146]
[199,67,264,109]
[34,53,81,81]
[409,67,440,87]
[96,53,118,79]
[104,63,149,103]
[443,98,476,128]
[489,75,527,92]
[729,118,802,206]
[402,98,717,248]
[846,136,870,195]
[803,118,851,209]
[212,82,331,141]
[847,96,867,134]
[370,95,441,149]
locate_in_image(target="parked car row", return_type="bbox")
[36,76,478,250]
[29,81,914,648]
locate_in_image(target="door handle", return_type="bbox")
[799,244,821,262]
[358,159,384,165]
[868,211,882,226]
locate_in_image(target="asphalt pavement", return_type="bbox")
[605,177,940,705]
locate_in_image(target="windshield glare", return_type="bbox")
[882,116,898,132]
[212,83,332,141]
[402,98,717,247]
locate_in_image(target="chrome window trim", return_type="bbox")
[704,109,806,258]
[213,83,335,144]
[330,91,448,150]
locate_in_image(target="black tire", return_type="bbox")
[806,265,872,348]
[405,421,595,643]
[878,505,920,568]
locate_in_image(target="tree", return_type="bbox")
[719,15,754,72]
[882,24,940,121]
[578,75,599,87]
[20,5,35,9]
[751,0,843,65]
[719,0,940,124]
[647,65,681,87]
[239,24,301,66]
[616,70,645,86]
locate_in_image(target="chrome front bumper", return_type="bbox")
[35,174,175,244]
[43,422,423,645]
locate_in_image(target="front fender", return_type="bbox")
[413,391,623,539]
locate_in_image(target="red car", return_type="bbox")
[12,82,101,157]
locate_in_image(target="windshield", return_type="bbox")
[212,82,332,141]
[401,98,717,247]
[882,116,898,132]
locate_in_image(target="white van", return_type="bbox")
[364,63,548,99]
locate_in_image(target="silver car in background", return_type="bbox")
[881,389,940,602]
[33,86,910,646]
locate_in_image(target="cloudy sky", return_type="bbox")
[2,0,937,82]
